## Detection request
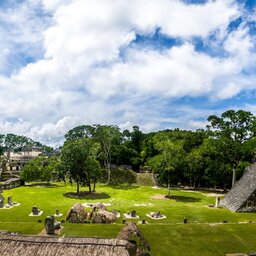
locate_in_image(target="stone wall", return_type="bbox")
[0,178,24,190]
[136,172,157,186]
[100,166,156,186]
[220,163,256,212]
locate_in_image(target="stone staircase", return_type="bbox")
[220,163,256,212]
[1,171,20,182]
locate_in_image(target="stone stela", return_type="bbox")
[0,189,4,208]
[32,206,40,215]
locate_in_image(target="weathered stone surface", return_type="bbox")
[215,196,220,207]
[94,202,107,211]
[130,210,136,217]
[221,163,256,212]
[7,196,12,206]
[0,190,4,208]
[66,203,87,223]
[45,216,55,235]
[45,215,61,235]
[0,199,4,208]
[32,206,40,215]
[93,214,103,224]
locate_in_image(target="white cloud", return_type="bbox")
[130,0,238,37]
[89,42,256,100]
[0,0,255,146]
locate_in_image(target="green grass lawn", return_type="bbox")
[1,183,256,255]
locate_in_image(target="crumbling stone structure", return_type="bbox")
[221,163,256,212]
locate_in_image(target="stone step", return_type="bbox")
[221,163,256,212]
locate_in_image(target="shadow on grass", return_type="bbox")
[63,191,110,200]
[101,183,139,190]
[170,195,201,203]
[25,183,62,188]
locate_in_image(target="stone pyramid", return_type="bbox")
[220,163,256,212]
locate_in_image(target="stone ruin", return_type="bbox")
[117,222,150,255]
[66,202,118,224]
[127,210,137,218]
[7,196,12,206]
[32,206,41,215]
[66,203,87,223]
[0,189,4,208]
[45,215,61,235]
[221,163,256,212]
[88,203,117,224]
[150,212,163,219]
[0,192,18,209]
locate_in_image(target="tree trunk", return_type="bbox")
[76,180,80,194]
[106,163,111,184]
[88,181,91,193]
[167,182,171,198]
[93,179,96,192]
[166,172,171,198]
[232,167,236,187]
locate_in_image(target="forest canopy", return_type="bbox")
[2,110,256,190]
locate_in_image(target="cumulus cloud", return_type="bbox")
[0,0,255,146]
[0,0,50,74]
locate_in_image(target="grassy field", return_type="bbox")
[1,183,256,255]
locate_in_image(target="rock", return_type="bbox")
[66,203,87,223]
[94,202,107,211]
[93,214,103,223]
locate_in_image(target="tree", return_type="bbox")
[93,125,122,184]
[0,133,53,155]
[186,147,204,188]
[19,155,56,184]
[55,157,68,186]
[122,126,145,170]
[61,138,101,194]
[207,110,256,187]
[64,124,122,183]
[147,132,185,197]
[41,156,58,185]
[20,156,44,183]
[64,125,94,141]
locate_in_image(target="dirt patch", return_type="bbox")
[134,203,154,207]
[63,191,110,200]
[151,194,167,200]
[181,190,201,193]
[206,193,225,197]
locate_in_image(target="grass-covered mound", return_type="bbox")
[0,183,256,256]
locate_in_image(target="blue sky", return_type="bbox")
[0,0,256,146]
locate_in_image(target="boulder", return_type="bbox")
[66,203,87,223]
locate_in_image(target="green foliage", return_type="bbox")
[4,109,256,191]
[0,133,52,153]
[64,125,94,141]
[147,132,186,196]
[20,156,57,184]
[207,109,256,186]
[20,157,43,182]
[61,138,101,193]
[40,156,58,184]
[64,124,122,183]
